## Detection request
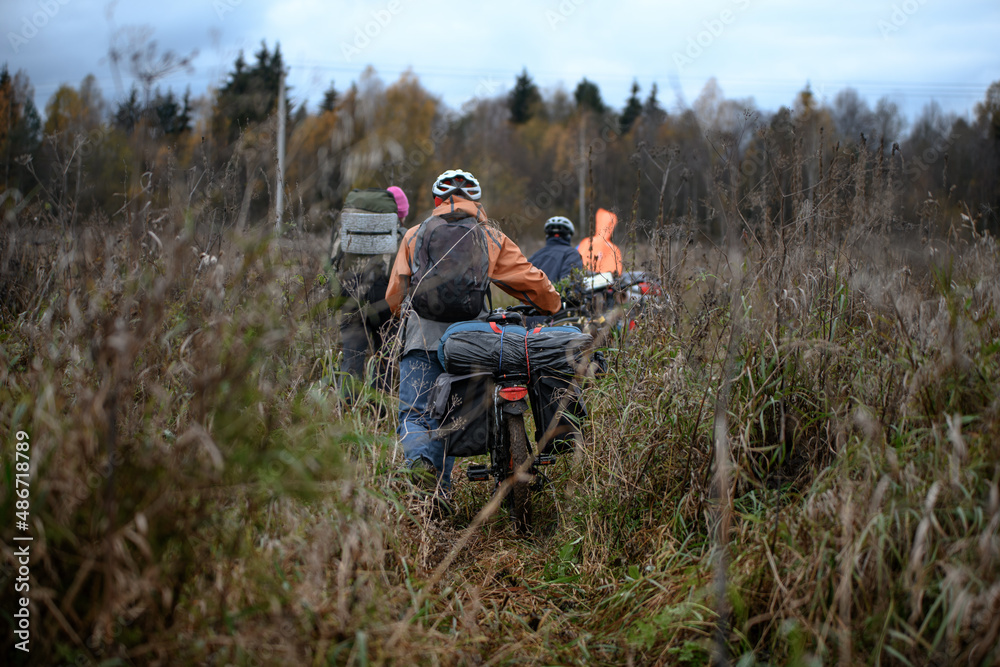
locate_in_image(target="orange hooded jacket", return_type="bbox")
[385,196,561,316]
[577,208,623,274]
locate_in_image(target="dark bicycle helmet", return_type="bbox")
[544,215,576,237]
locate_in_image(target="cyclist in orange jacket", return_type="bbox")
[385,169,560,501]
[577,207,623,275]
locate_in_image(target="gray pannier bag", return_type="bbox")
[430,371,494,457]
[340,188,400,255]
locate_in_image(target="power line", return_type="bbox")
[286,59,991,97]
[284,60,991,113]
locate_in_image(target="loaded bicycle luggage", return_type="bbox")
[430,308,596,531]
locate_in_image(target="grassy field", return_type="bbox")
[2,144,1000,666]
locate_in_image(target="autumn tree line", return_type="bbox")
[2,41,999,245]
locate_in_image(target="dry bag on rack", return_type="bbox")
[437,321,528,376]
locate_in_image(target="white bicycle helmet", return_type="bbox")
[544,215,576,237]
[432,169,481,201]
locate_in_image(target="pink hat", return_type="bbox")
[386,186,409,221]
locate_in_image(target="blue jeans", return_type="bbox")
[398,350,454,491]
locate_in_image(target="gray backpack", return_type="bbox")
[339,188,399,255]
[409,210,492,322]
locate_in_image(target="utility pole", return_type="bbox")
[577,117,586,236]
[275,67,286,232]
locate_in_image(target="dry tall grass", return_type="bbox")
[2,128,999,666]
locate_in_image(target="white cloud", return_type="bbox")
[4,0,997,120]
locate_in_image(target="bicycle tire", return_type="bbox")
[504,414,533,533]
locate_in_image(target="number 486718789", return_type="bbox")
[15,431,30,528]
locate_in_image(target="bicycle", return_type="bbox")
[437,304,584,533]
[550,270,665,335]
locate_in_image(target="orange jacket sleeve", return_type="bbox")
[486,229,561,315]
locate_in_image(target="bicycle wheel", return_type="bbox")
[504,414,533,533]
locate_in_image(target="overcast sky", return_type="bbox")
[4,0,999,127]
